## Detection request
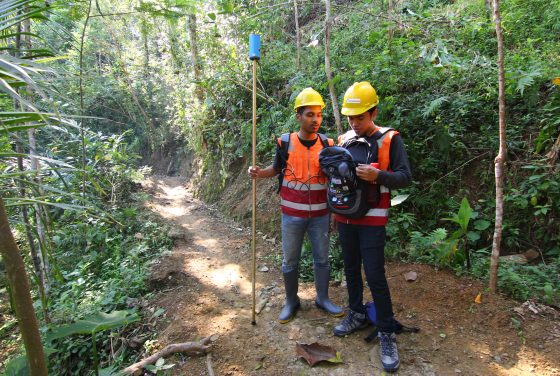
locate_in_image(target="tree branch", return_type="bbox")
[121,336,213,375]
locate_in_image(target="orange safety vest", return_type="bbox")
[335,125,398,226]
[278,132,334,218]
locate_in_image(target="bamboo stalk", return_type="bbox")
[251,59,257,325]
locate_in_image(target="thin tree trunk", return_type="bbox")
[79,0,92,197]
[0,198,48,376]
[15,141,49,320]
[27,134,50,297]
[108,23,157,134]
[140,17,154,121]
[23,18,50,297]
[187,13,207,151]
[167,19,181,70]
[324,0,342,134]
[139,1,152,104]
[13,15,49,321]
[142,26,149,83]
[489,0,507,293]
[484,0,492,15]
[293,0,301,71]
[187,14,204,103]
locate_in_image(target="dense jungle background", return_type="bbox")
[0,0,559,374]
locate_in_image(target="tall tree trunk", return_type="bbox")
[484,0,492,15]
[187,14,204,103]
[23,18,50,297]
[489,0,507,293]
[0,198,48,376]
[187,13,207,151]
[293,0,301,71]
[167,19,181,70]
[15,141,49,320]
[139,1,152,107]
[108,23,157,135]
[142,26,149,82]
[79,0,92,197]
[140,18,154,120]
[13,24,49,320]
[27,134,50,298]
[324,0,342,134]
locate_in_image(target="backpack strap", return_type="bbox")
[276,133,291,193]
[279,133,291,160]
[317,133,334,147]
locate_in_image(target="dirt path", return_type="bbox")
[142,176,560,376]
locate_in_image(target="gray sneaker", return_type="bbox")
[333,310,368,337]
[378,331,400,372]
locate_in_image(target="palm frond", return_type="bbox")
[0,1,49,33]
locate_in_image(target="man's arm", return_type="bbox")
[376,135,412,189]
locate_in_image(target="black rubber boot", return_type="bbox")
[314,266,344,317]
[278,269,301,324]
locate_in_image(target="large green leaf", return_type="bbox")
[443,198,472,232]
[3,348,57,376]
[456,197,472,232]
[474,219,491,231]
[46,310,140,342]
[2,355,28,376]
[391,194,409,206]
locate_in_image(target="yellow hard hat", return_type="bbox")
[341,82,379,116]
[294,87,325,111]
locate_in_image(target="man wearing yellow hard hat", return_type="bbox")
[248,88,344,323]
[332,82,412,373]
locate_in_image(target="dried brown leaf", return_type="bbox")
[295,342,343,366]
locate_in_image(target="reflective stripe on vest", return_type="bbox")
[279,132,333,217]
[280,199,327,211]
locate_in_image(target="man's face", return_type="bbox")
[296,105,323,134]
[347,110,375,136]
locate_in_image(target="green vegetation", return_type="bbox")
[1,0,559,373]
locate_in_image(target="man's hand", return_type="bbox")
[247,166,261,179]
[356,163,380,183]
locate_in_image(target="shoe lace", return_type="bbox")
[342,310,360,328]
[380,333,396,357]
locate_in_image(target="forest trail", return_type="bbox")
[141,176,560,376]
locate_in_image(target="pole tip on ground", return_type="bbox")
[251,320,256,325]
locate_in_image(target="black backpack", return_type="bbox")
[319,145,371,218]
[319,129,393,218]
[276,133,330,193]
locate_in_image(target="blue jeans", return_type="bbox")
[281,213,330,273]
[338,223,396,333]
